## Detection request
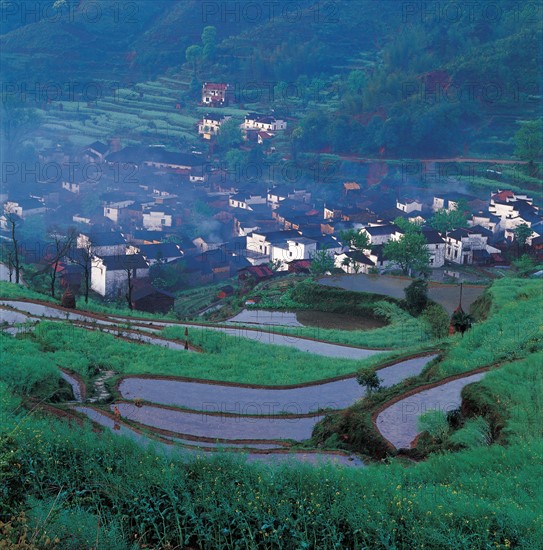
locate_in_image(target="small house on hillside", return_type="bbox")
[131,283,175,314]
[77,231,127,256]
[127,243,183,266]
[4,198,46,219]
[334,250,375,274]
[202,83,231,106]
[445,227,499,265]
[238,265,273,283]
[91,254,149,298]
[241,113,287,133]
[198,113,232,140]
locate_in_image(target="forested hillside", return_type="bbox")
[2,0,541,158]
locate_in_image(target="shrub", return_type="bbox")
[356,368,381,394]
[417,410,449,444]
[403,279,428,316]
[450,417,492,449]
[421,304,450,339]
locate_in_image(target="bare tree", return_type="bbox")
[69,232,93,303]
[124,263,135,310]
[0,242,16,282]
[46,227,76,298]
[120,254,145,310]
[5,211,21,284]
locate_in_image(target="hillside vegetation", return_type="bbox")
[1,277,542,547]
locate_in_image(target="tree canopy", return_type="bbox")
[384,226,430,277]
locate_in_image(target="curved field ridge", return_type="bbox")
[0,299,385,358]
[0,301,199,351]
[74,406,364,467]
[376,372,487,449]
[118,355,438,414]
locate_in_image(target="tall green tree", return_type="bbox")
[514,120,543,176]
[430,201,470,233]
[310,249,334,276]
[384,231,430,277]
[185,45,202,75]
[216,118,243,151]
[404,278,428,316]
[513,223,532,255]
[339,229,371,252]
[201,26,217,61]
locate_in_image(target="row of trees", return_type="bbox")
[1,217,93,302]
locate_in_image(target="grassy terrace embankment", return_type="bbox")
[311,278,543,458]
[1,277,542,547]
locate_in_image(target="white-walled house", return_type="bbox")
[469,210,503,236]
[445,227,499,265]
[4,199,46,219]
[198,113,232,140]
[421,228,446,268]
[229,193,267,210]
[201,83,230,106]
[432,193,475,213]
[270,237,318,270]
[489,190,541,235]
[246,230,301,258]
[104,200,135,223]
[91,254,149,298]
[142,208,173,231]
[334,251,375,274]
[396,198,423,213]
[77,231,127,256]
[241,113,287,132]
[360,224,403,246]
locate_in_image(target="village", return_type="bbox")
[1,82,542,316]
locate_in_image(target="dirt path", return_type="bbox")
[338,155,526,165]
[375,371,486,449]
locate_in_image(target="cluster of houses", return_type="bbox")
[198,82,286,150]
[2,83,542,314]
[3,137,542,313]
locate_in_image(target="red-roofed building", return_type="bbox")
[202,83,231,106]
[238,265,273,282]
[491,189,515,202]
[288,260,311,273]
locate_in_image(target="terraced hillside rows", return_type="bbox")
[1,297,438,464]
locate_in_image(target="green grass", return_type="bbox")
[461,352,543,444]
[0,281,175,321]
[433,278,543,378]
[2,396,541,548]
[14,321,389,387]
[1,275,542,548]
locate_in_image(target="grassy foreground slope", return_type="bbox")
[0,278,542,548]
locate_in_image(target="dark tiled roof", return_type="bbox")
[99,254,148,270]
[106,147,205,167]
[364,224,401,236]
[343,251,375,265]
[86,141,108,154]
[422,228,445,244]
[132,284,174,301]
[202,112,229,122]
[136,243,182,260]
[86,231,127,247]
